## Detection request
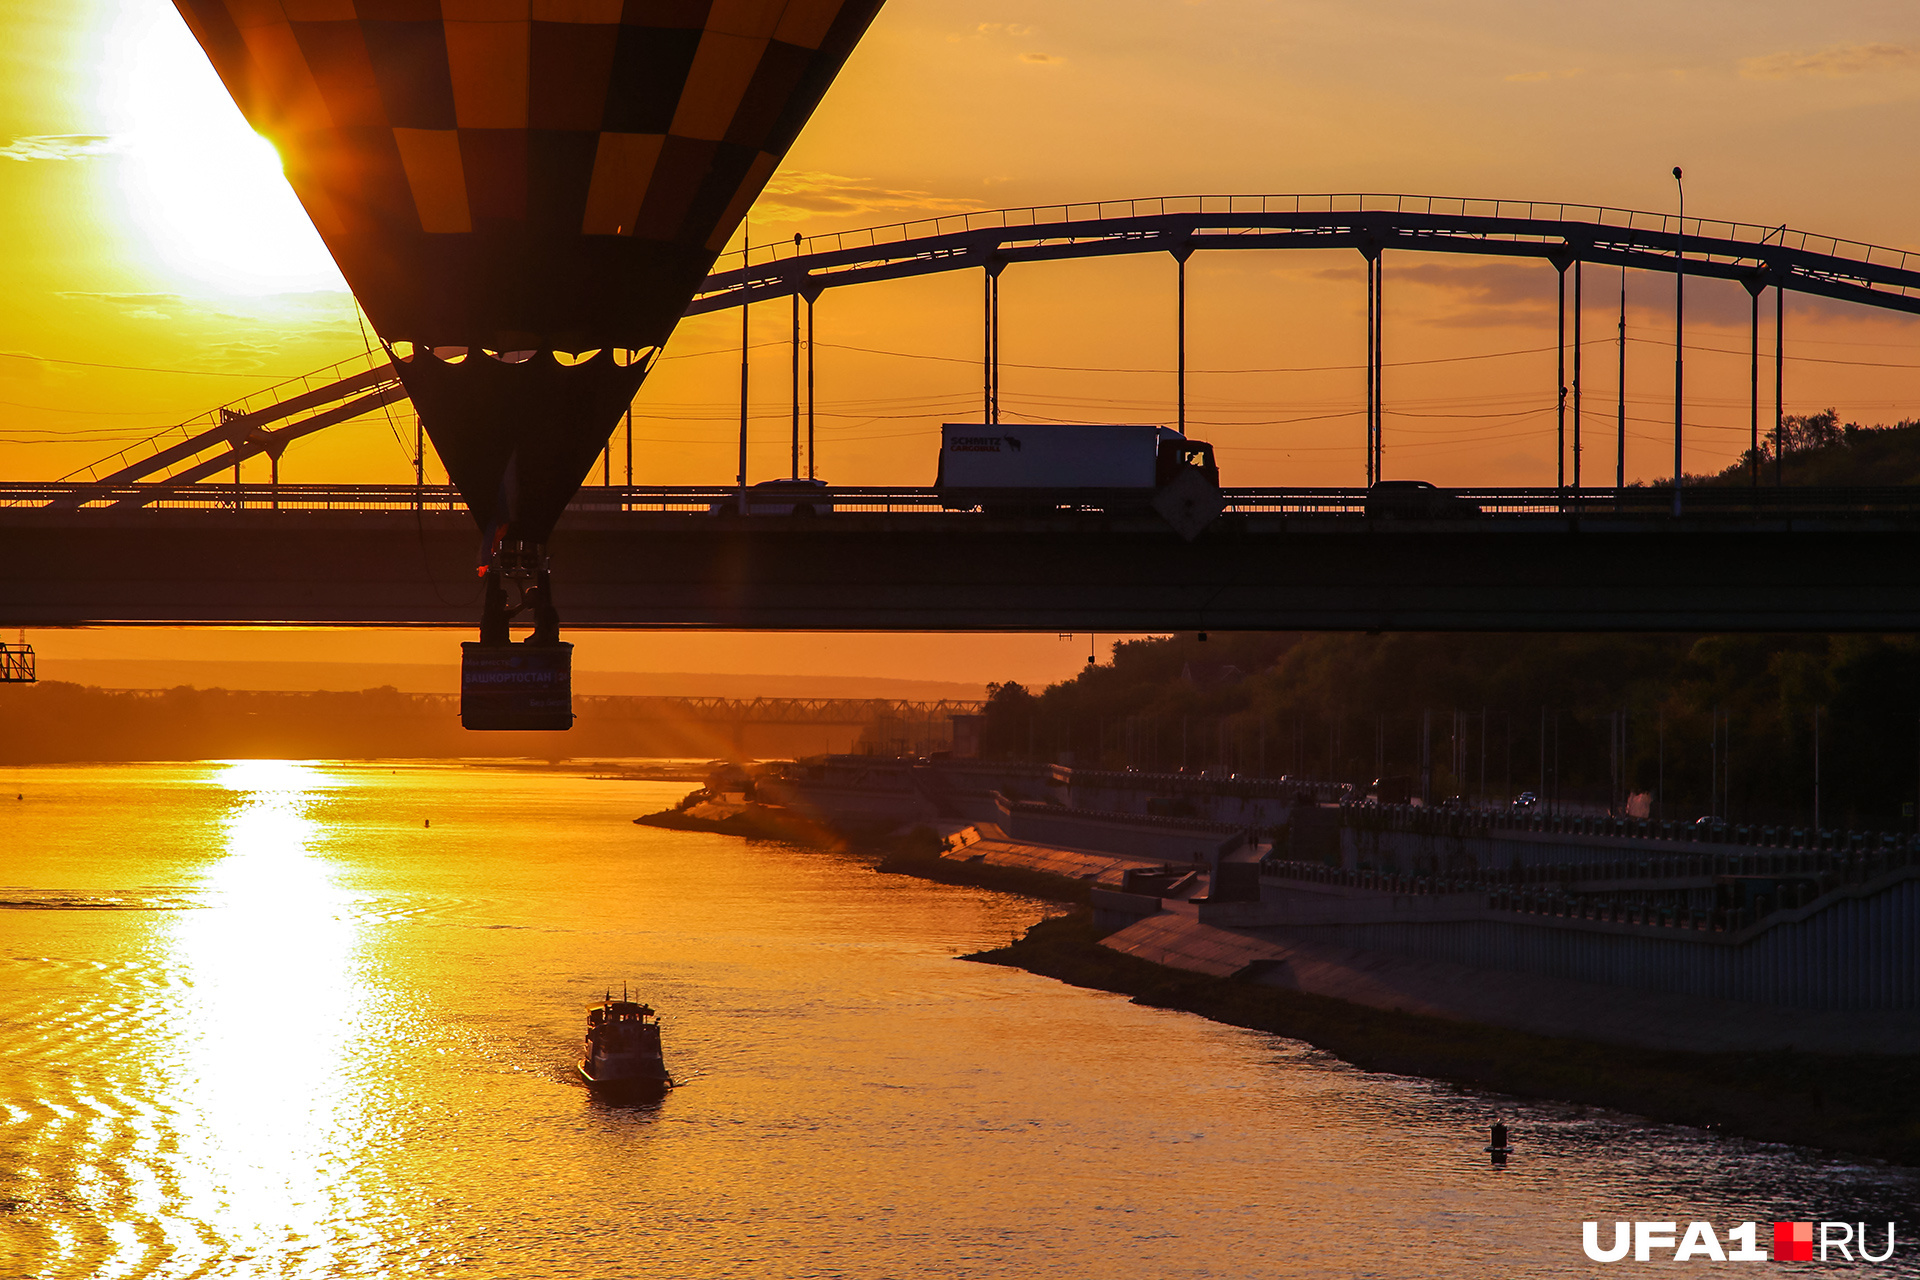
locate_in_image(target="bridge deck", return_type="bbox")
[5,486,1915,631]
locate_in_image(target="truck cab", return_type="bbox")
[1157,433,1218,487]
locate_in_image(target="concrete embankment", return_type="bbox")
[970,912,1920,1166]
[644,759,1920,1160]
[1092,907,1920,1054]
[756,760,1919,1048]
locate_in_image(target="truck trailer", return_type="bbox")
[935,423,1218,510]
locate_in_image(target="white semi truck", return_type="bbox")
[935,423,1219,509]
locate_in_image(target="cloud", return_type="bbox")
[56,291,362,333]
[57,291,186,323]
[976,22,1034,36]
[1020,52,1065,65]
[1504,69,1581,83]
[756,171,978,223]
[1740,43,1918,80]
[200,341,280,371]
[0,134,125,162]
[1304,259,1558,328]
[57,291,180,303]
[1305,258,1894,331]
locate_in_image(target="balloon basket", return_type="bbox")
[460,642,574,731]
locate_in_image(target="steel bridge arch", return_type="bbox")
[60,192,1920,501]
[689,192,1920,316]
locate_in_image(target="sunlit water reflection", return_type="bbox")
[3,760,1917,1278]
[158,761,399,1275]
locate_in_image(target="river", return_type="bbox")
[2,760,1915,1277]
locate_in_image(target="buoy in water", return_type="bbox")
[424,819,431,827]
[1487,1120,1512,1166]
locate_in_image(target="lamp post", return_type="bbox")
[1671,166,1685,518]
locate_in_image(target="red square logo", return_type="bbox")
[1774,1221,1814,1261]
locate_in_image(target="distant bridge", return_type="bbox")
[587,695,982,725]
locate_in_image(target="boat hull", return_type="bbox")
[577,1060,673,1093]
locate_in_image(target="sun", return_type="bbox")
[100,0,347,295]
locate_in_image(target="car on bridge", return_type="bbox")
[1363,480,1481,520]
[709,478,834,517]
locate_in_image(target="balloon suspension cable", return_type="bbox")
[479,539,560,647]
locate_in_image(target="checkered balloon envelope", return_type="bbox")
[173,0,884,543]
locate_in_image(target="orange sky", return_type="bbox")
[4,1,1919,687]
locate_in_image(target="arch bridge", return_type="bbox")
[8,193,1920,634]
[42,192,1920,502]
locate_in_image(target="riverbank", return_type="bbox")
[646,789,1920,1163]
[635,802,1096,902]
[967,911,1920,1165]
[636,800,853,849]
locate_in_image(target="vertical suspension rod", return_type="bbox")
[1573,258,1583,490]
[1672,166,1686,518]
[1555,260,1566,492]
[982,266,991,423]
[991,267,1001,425]
[1775,281,1785,485]
[1616,267,1626,490]
[1748,277,1760,487]
[1364,250,1376,483]
[736,225,750,514]
[1375,251,1384,480]
[1176,249,1189,435]
[791,233,802,480]
[806,296,816,481]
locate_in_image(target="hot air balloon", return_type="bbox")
[171,0,885,727]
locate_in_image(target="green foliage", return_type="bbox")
[1699,411,1920,487]
[971,422,1920,825]
[976,630,1920,829]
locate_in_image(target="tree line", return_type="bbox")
[977,416,1920,830]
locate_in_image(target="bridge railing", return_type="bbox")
[11,481,1920,517]
[1,482,466,512]
[723,192,1917,286]
[55,348,400,487]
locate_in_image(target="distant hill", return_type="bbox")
[0,682,904,764]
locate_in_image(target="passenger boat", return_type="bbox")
[578,991,674,1093]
